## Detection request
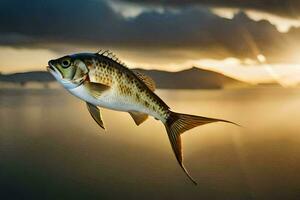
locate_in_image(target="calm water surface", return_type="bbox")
[1,88,300,199]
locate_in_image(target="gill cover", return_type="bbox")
[59,59,89,89]
[70,59,89,85]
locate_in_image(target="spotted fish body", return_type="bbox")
[47,51,237,185]
[75,54,169,121]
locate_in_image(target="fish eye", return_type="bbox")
[61,60,70,68]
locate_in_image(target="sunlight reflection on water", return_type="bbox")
[1,88,300,199]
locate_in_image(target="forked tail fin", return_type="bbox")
[164,111,238,185]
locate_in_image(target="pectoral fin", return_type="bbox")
[84,81,110,99]
[86,102,105,130]
[129,111,148,126]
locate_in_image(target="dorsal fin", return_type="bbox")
[134,71,156,91]
[95,49,127,67]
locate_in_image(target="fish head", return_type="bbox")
[47,55,89,89]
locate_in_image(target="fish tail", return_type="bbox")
[164,111,238,185]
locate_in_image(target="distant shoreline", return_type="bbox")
[0,67,262,89]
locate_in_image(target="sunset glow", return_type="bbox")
[1,0,300,86]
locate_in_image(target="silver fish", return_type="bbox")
[47,51,238,184]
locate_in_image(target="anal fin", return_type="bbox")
[129,111,148,126]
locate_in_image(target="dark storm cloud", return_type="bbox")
[0,0,122,43]
[0,0,296,61]
[119,0,300,18]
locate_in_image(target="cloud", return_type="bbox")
[118,0,300,18]
[0,0,297,63]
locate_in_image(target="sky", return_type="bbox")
[1,0,300,85]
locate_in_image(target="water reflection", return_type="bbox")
[1,88,300,199]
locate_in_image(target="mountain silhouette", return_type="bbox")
[0,67,247,89]
[134,67,247,89]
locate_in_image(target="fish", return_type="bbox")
[47,50,238,185]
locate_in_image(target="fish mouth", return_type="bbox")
[46,65,55,73]
[47,63,63,79]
